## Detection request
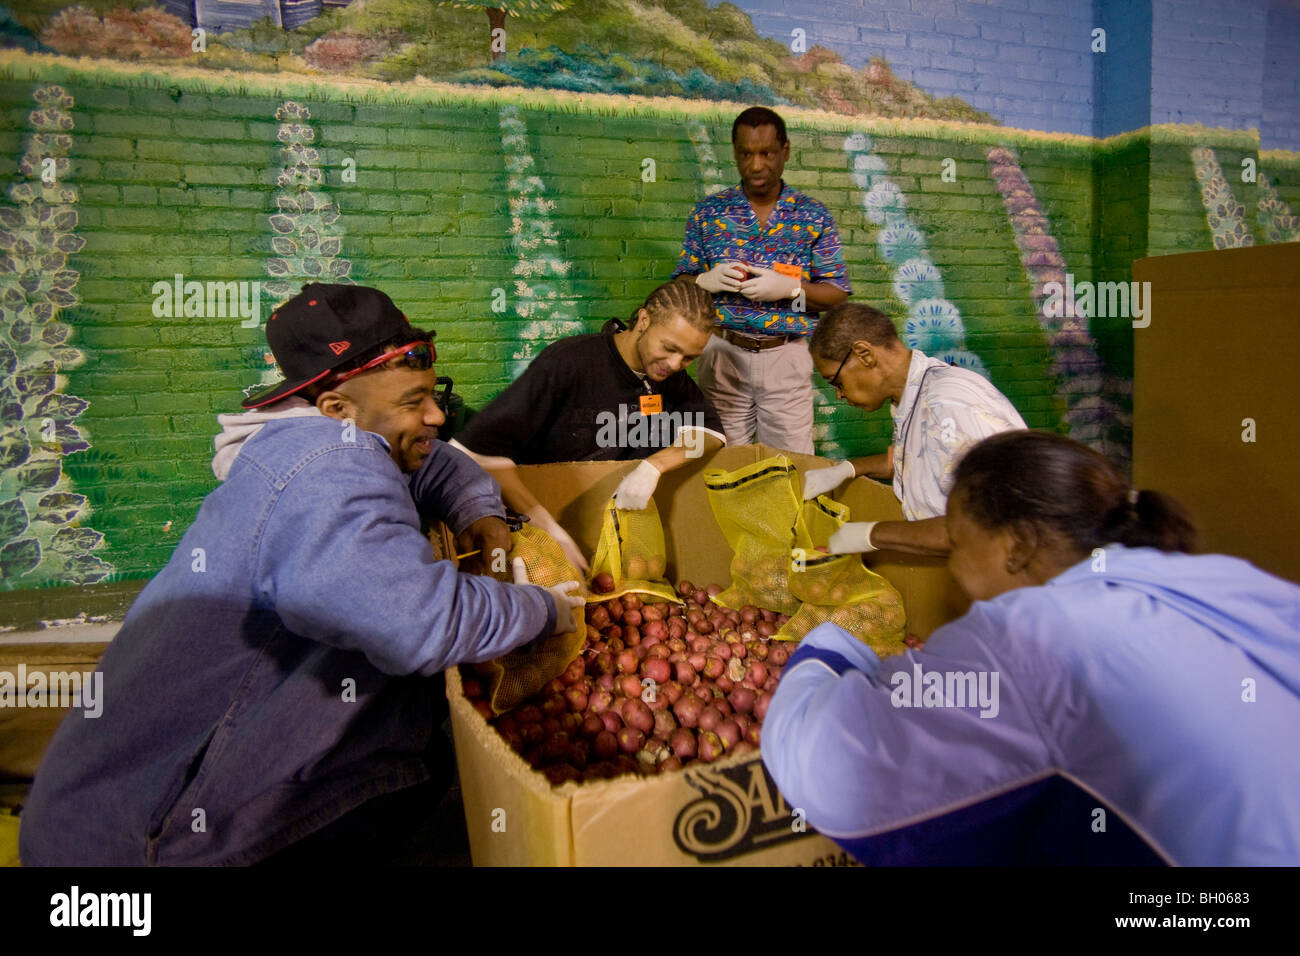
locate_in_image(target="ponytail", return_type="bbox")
[1104,488,1200,554]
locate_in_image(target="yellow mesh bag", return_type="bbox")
[482,522,588,715]
[779,494,908,656]
[588,498,679,602]
[702,456,803,616]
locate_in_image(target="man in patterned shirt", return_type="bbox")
[672,107,850,454]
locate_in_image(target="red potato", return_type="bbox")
[515,704,543,725]
[713,641,732,661]
[596,673,616,693]
[667,618,688,642]
[739,606,759,624]
[641,604,664,623]
[472,700,493,720]
[674,661,697,685]
[668,651,685,664]
[687,652,707,671]
[667,604,683,618]
[768,644,790,666]
[745,722,761,747]
[617,650,639,675]
[702,657,725,680]
[715,674,734,694]
[623,625,641,646]
[754,692,773,722]
[543,678,566,697]
[760,609,777,623]
[739,626,759,642]
[693,685,712,703]
[698,706,723,733]
[673,695,703,729]
[619,675,644,698]
[715,719,741,748]
[594,651,615,675]
[621,698,654,735]
[747,642,769,662]
[591,572,616,594]
[669,727,697,759]
[697,731,726,762]
[692,589,709,606]
[646,643,672,660]
[603,625,623,643]
[562,657,586,685]
[642,620,667,642]
[605,598,625,622]
[732,713,751,736]
[714,699,732,718]
[729,740,758,758]
[463,676,485,700]
[543,718,562,737]
[542,694,567,718]
[662,681,684,705]
[587,606,611,629]
[690,636,713,655]
[599,710,623,734]
[564,687,588,713]
[581,715,605,738]
[678,580,696,598]
[622,609,643,627]
[658,756,684,773]
[520,723,544,745]
[618,727,646,754]
[653,708,678,739]
[694,619,714,635]
[728,686,756,714]
[593,730,619,760]
[756,620,776,637]
[706,583,723,597]
[746,661,768,687]
[731,642,747,660]
[586,624,602,643]
[606,636,625,653]
[764,676,779,693]
[622,594,642,611]
[642,657,672,685]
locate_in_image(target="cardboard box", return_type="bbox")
[447,445,968,866]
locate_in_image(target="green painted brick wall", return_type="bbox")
[1,65,1297,600]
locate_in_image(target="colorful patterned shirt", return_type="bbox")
[671,181,851,335]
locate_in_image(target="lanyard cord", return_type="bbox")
[893,365,936,487]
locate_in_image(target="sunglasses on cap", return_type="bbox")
[328,340,436,387]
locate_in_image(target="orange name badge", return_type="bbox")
[772,262,802,280]
[639,393,663,415]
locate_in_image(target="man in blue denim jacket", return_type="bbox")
[20,284,581,866]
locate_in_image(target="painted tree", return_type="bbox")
[0,85,111,589]
[440,1,572,61]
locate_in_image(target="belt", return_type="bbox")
[714,327,802,352]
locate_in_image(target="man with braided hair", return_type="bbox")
[451,277,726,571]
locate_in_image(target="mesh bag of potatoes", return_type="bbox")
[779,492,908,656]
[587,498,679,603]
[478,522,590,714]
[702,456,804,617]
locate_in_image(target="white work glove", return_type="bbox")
[512,557,584,635]
[695,261,747,294]
[739,265,800,302]
[525,505,590,574]
[614,459,661,511]
[802,460,855,501]
[826,521,879,554]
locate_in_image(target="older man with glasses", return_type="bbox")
[801,301,1026,556]
[19,283,583,867]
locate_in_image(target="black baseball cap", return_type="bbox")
[242,283,419,409]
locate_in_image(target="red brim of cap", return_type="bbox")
[240,366,335,409]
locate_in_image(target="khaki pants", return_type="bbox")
[696,334,815,455]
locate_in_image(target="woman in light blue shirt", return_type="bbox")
[763,430,1300,865]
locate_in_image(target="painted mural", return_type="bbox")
[0,0,1297,594]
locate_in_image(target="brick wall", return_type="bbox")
[0,49,1298,598]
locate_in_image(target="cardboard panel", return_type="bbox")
[1133,244,1300,584]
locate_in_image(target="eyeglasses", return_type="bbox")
[826,351,852,391]
[329,340,435,387]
